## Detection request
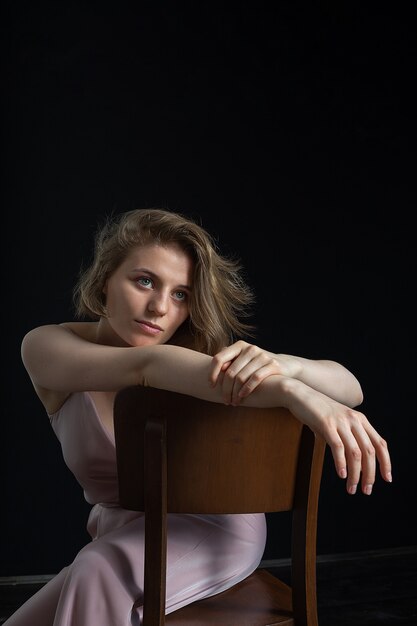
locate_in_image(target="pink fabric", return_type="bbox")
[5,392,267,626]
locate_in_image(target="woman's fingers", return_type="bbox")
[364,422,392,484]
[209,344,244,387]
[326,411,391,495]
[329,435,369,495]
[209,342,283,404]
[223,359,280,404]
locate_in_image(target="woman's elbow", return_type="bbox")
[348,378,364,408]
[338,364,364,408]
[353,385,364,408]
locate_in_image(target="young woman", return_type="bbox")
[6,208,392,625]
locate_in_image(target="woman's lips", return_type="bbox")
[135,320,163,336]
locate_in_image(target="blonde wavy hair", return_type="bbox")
[73,208,255,355]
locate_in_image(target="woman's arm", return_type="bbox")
[21,325,391,495]
[140,345,392,496]
[20,324,227,401]
[209,341,363,407]
[21,324,148,393]
[269,353,363,406]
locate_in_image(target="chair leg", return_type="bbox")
[143,417,168,626]
[291,428,325,626]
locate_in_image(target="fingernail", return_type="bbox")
[387,472,392,482]
[348,484,357,495]
[339,468,347,479]
[364,484,373,496]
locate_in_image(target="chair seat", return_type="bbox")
[165,569,294,626]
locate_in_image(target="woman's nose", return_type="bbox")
[147,291,169,315]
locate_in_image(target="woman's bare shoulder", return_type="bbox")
[21,322,99,353]
[21,322,100,414]
[60,321,99,342]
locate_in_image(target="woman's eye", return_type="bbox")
[174,291,187,301]
[137,277,153,288]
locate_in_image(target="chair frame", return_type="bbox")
[114,385,326,626]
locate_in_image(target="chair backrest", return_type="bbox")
[114,385,326,625]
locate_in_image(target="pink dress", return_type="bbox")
[5,391,267,626]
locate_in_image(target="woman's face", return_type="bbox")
[100,243,193,347]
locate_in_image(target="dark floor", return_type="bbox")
[266,546,417,626]
[1,546,416,625]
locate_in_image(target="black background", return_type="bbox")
[1,2,416,576]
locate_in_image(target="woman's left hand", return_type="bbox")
[209,340,291,405]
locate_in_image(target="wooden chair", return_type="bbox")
[114,385,326,626]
